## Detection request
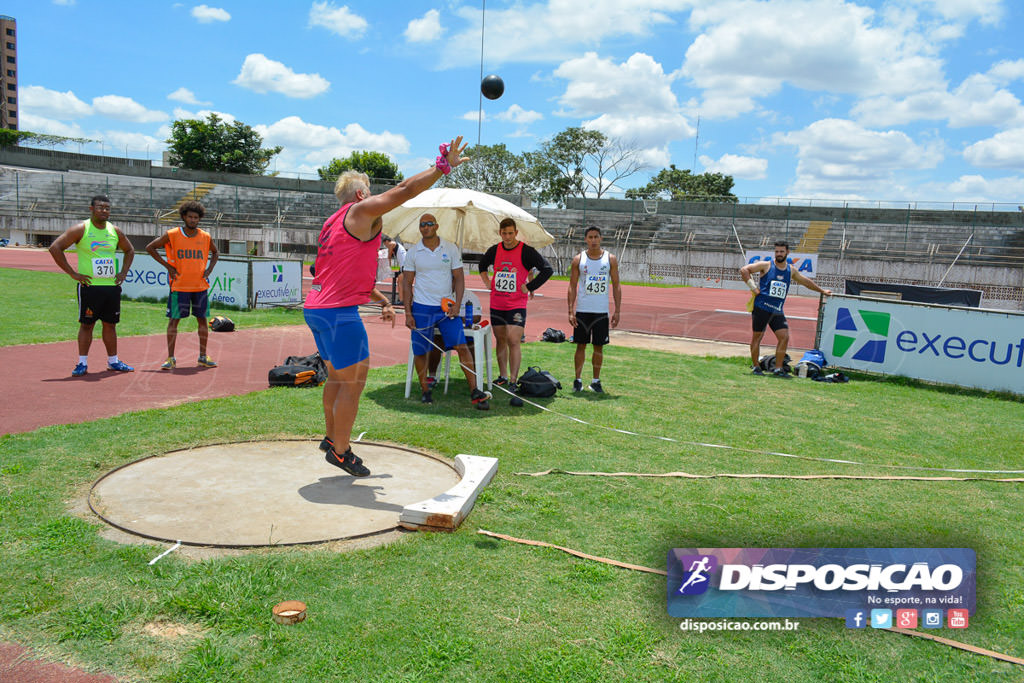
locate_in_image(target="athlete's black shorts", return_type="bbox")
[751,306,788,333]
[573,311,610,345]
[167,289,210,320]
[490,307,527,327]
[78,284,121,324]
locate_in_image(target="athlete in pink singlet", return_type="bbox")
[305,137,470,477]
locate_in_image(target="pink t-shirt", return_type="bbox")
[489,241,529,310]
[305,202,381,309]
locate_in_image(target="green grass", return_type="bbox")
[0,267,307,346]
[2,343,1023,681]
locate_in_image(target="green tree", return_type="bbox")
[440,143,528,194]
[317,150,403,182]
[626,165,737,202]
[0,129,94,148]
[165,114,282,175]
[529,127,647,206]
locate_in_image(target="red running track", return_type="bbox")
[0,247,820,435]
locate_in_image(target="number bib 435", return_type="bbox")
[584,274,607,294]
[494,270,517,293]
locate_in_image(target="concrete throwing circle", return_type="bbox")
[89,440,460,547]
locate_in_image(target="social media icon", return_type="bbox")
[948,609,969,629]
[922,610,943,628]
[870,609,892,628]
[845,609,867,628]
[896,609,918,628]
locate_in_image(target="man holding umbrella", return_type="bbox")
[304,137,468,477]
[479,217,554,394]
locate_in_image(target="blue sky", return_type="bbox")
[8,0,1024,203]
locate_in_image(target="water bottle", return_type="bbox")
[465,301,473,328]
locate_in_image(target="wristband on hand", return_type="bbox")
[435,143,452,175]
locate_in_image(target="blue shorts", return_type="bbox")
[167,290,210,319]
[303,306,369,370]
[410,302,467,356]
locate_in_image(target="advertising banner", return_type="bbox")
[667,548,975,620]
[745,251,818,278]
[819,294,1024,395]
[121,254,249,308]
[251,260,303,307]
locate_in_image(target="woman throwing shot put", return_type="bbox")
[304,137,469,476]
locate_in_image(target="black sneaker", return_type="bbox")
[772,368,792,379]
[421,390,433,404]
[590,379,604,393]
[494,376,509,388]
[572,378,583,392]
[325,447,370,477]
[470,388,491,411]
[751,367,765,376]
[319,436,333,452]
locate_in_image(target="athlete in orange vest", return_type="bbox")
[146,201,220,369]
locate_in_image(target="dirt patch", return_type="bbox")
[141,621,202,640]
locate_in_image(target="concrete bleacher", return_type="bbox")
[3,163,1023,269]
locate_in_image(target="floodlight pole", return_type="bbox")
[477,0,486,148]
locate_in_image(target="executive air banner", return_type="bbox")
[120,255,302,309]
[819,294,1024,395]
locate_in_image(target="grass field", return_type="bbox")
[0,267,306,346]
[2,332,1023,681]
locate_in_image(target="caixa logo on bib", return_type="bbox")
[666,548,975,619]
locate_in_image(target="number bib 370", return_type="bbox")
[92,257,116,279]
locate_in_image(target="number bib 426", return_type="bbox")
[92,257,116,279]
[494,270,517,293]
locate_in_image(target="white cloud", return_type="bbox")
[440,0,678,68]
[938,174,1024,203]
[191,4,230,23]
[699,153,768,179]
[21,86,92,119]
[853,72,1024,129]
[253,116,410,171]
[92,95,168,123]
[682,0,947,119]
[17,113,86,138]
[52,0,75,5]
[233,54,330,98]
[553,52,693,164]
[405,9,441,43]
[774,118,943,197]
[963,128,1024,169]
[100,130,165,153]
[308,1,368,39]
[167,87,209,105]
[171,108,236,123]
[495,105,542,125]
[988,59,1024,84]
[461,110,486,122]
[903,0,1003,26]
